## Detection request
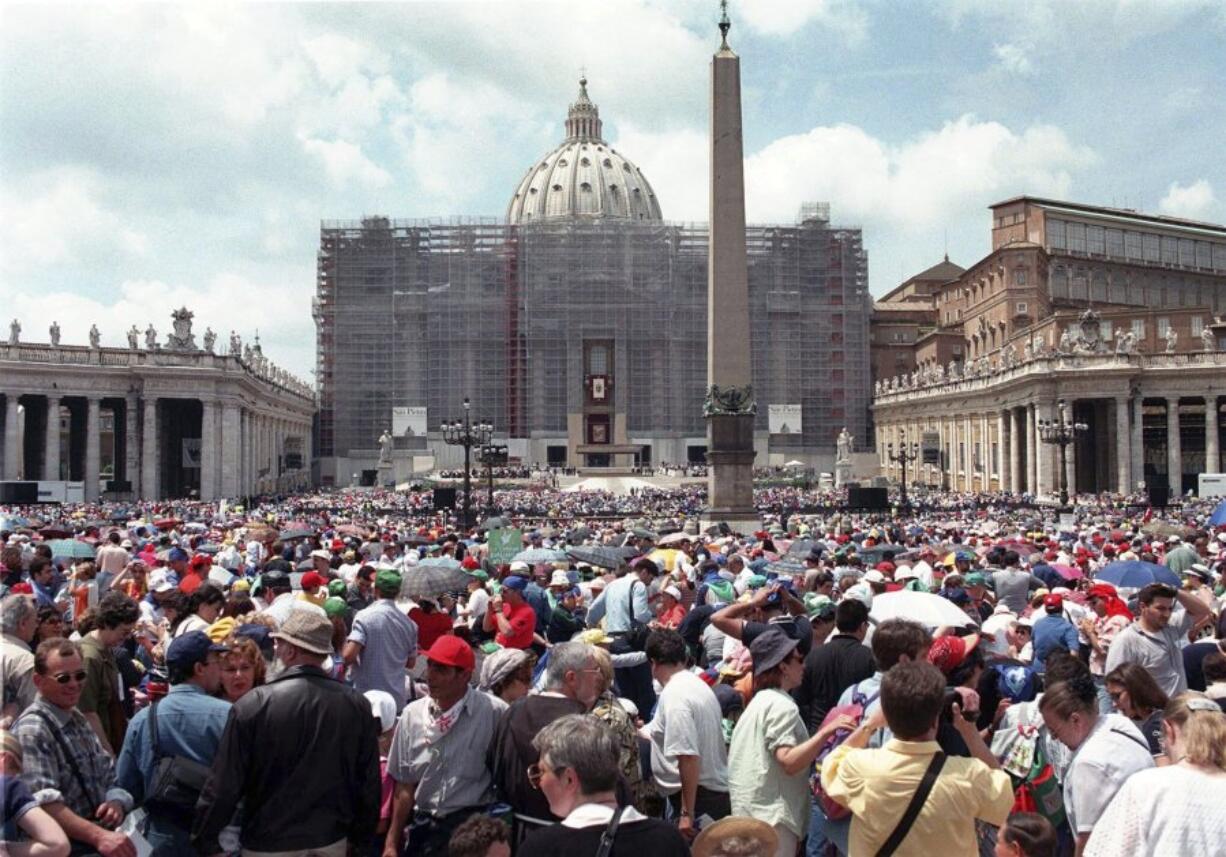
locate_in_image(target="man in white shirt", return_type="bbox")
[642,629,730,841]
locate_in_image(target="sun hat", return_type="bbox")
[270,610,335,655]
[579,628,613,646]
[691,816,779,857]
[422,635,475,672]
[309,548,331,561]
[549,569,571,587]
[508,560,530,574]
[478,647,530,691]
[662,585,681,601]
[364,690,398,733]
[148,569,175,593]
[749,627,799,677]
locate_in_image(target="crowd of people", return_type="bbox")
[2,484,1226,857]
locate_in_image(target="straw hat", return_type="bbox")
[691,817,779,857]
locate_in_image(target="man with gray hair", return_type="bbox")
[1,592,38,725]
[487,640,602,836]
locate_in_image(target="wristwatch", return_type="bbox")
[679,809,693,818]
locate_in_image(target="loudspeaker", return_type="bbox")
[0,482,39,504]
[847,486,889,510]
[1147,481,1170,508]
[106,480,132,493]
[433,487,457,510]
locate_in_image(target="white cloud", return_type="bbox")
[299,136,392,188]
[0,167,149,273]
[992,42,1033,75]
[1159,179,1216,219]
[738,0,868,41]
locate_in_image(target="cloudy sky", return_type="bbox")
[2,1,1224,380]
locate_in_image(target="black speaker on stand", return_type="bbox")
[433,487,458,510]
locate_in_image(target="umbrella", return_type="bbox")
[566,546,633,569]
[632,528,658,541]
[279,528,315,541]
[763,556,808,578]
[856,544,905,565]
[1050,563,1084,581]
[1095,560,1181,589]
[512,548,568,564]
[870,590,980,628]
[401,559,470,600]
[153,518,182,531]
[658,531,693,546]
[1141,521,1196,539]
[1210,499,1226,527]
[336,524,368,537]
[646,548,681,572]
[0,516,31,530]
[567,525,592,542]
[46,539,95,559]
[38,526,73,539]
[194,543,221,555]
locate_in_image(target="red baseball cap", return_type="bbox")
[1043,593,1064,611]
[461,556,480,570]
[927,634,979,676]
[300,571,327,590]
[422,634,474,672]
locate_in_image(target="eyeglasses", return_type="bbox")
[527,762,558,789]
[49,670,87,685]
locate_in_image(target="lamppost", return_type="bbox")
[478,442,509,514]
[1038,399,1087,510]
[441,398,493,529]
[889,430,919,508]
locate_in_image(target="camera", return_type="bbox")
[943,688,977,722]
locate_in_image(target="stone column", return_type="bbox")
[997,411,1008,492]
[200,399,217,501]
[1035,403,1054,496]
[1010,408,1022,493]
[85,396,101,501]
[1206,395,1220,475]
[1131,396,1145,489]
[1064,405,1077,500]
[964,416,975,491]
[124,396,139,492]
[1114,397,1131,494]
[44,396,61,481]
[1027,404,1038,494]
[2,395,19,480]
[141,398,158,500]
[221,403,241,498]
[1167,397,1182,495]
[981,413,990,491]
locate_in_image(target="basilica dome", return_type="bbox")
[506,78,663,225]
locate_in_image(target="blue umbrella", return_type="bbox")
[1095,560,1181,589]
[1209,499,1226,527]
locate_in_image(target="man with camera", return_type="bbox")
[116,631,232,855]
[820,660,1013,856]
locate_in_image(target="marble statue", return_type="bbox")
[934,362,945,382]
[166,307,197,350]
[88,325,101,348]
[203,327,216,353]
[1165,327,1178,353]
[948,360,960,379]
[836,427,854,462]
[49,321,60,346]
[145,324,158,349]
[9,319,20,345]
[874,379,882,395]
[243,344,252,363]
[378,429,394,463]
[1202,326,1216,353]
[229,331,241,356]
[1058,327,1074,354]
[127,325,139,349]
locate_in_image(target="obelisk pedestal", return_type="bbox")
[702,9,759,534]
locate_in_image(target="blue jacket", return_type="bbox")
[1031,614,1080,671]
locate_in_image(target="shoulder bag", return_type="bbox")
[624,582,650,651]
[875,751,945,857]
[594,805,627,857]
[145,700,214,814]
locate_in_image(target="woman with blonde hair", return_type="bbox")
[218,636,266,703]
[1084,692,1226,855]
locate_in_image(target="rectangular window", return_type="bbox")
[1132,319,1146,338]
[1214,244,1226,272]
[1179,239,1196,267]
[1106,229,1124,258]
[1162,236,1179,265]
[1047,219,1066,249]
[1157,317,1170,337]
[1067,222,1086,253]
[1192,316,1204,336]
[1124,231,1142,259]
[1101,320,1113,341]
[1196,241,1212,269]
[1016,301,1028,314]
[1087,225,1105,255]
[1144,233,1161,262]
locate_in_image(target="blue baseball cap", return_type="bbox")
[167,547,190,563]
[502,575,528,591]
[165,631,228,674]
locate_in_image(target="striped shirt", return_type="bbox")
[348,599,418,712]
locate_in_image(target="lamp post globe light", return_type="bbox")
[888,429,918,508]
[441,398,494,529]
[1038,399,1088,510]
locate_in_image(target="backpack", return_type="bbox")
[994,702,1066,829]
[811,682,879,821]
[704,578,735,606]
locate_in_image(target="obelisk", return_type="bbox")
[704,2,759,532]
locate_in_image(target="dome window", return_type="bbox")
[580,157,590,167]
[529,188,538,194]
[603,158,612,168]
[551,184,563,191]
[609,184,618,193]
[558,159,568,167]
[580,182,592,191]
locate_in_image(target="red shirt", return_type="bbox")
[178,571,204,595]
[408,608,455,651]
[657,603,687,630]
[494,600,537,649]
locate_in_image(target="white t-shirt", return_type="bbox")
[1064,713,1155,834]
[1084,763,1226,857]
[646,669,729,795]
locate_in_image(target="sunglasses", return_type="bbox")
[50,670,87,685]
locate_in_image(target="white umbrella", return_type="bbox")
[869,590,979,628]
[784,460,806,468]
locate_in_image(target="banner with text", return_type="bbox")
[392,406,428,437]
[768,404,802,435]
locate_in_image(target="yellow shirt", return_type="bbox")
[821,738,1014,857]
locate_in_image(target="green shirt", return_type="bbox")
[728,687,811,837]
[78,635,120,740]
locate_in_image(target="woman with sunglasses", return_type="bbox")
[520,714,688,857]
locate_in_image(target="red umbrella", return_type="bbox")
[1051,563,1084,581]
[153,518,182,531]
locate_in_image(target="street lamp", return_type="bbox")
[441,398,493,529]
[889,430,919,508]
[1038,399,1087,509]
[478,442,509,513]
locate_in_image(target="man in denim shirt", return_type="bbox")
[117,631,232,854]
